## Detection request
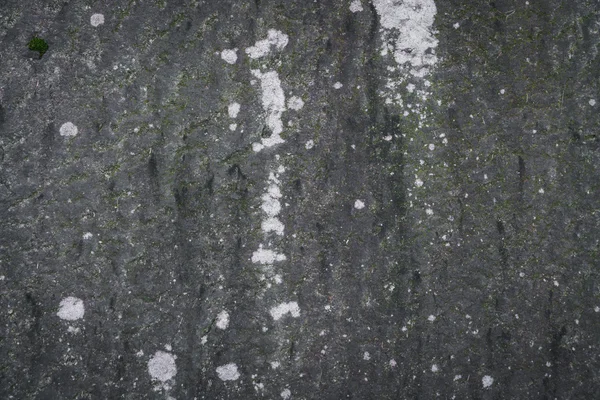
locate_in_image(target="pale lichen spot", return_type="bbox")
[270,301,300,320]
[305,140,314,150]
[427,314,436,322]
[354,199,365,209]
[350,0,363,13]
[431,364,439,373]
[221,49,238,64]
[229,123,237,131]
[425,208,434,215]
[281,388,292,399]
[228,102,240,118]
[148,351,177,383]
[589,99,596,106]
[415,178,424,187]
[363,351,371,360]
[216,310,230,330]
[90,13,105,27]
[287,96,304,110]
[216,363,240,381]
[482,375,494,388]
[245,29,289,59]
[60,122,78,137]
[83,232,93,240]
[57,297,85,321]
[333,82,343,89]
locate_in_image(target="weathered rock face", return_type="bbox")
[1,0,600,399]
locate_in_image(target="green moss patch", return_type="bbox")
[28,36,49,58]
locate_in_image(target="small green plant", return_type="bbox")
[28,36,48,58]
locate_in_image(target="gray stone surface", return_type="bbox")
[1,0,600,399]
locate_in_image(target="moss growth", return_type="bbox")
[28,36,48,58]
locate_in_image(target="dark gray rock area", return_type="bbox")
[1,0,600,398]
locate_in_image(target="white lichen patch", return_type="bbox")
[482,375,494,388]
[372,0,438,77]
[216,363,240,381]
[305,139,314,150]
[415,178,424,187]
[216,310,230,330]
[431,364,439,372]
[287,96,304,110]
[228,102,241,118]
[59,122,78,137]
[354,199,365,209]
[281,388,292,399]
[270,301,301,321]
[252,246,287,264]
[363,351,371,360]
[350,0,363,12]
[57,297,85,321]
[251,69,286,152]
[90,13,105,27]
[333,82,343,89]
[229,123,237,131]
[221,49,238,64]
[589,99,596,106]
[148,351,177,383]
[246,29,289,59]
[427,314,436,322]
[83,232,93,240]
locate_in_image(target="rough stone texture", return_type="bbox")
[1,0,600,399]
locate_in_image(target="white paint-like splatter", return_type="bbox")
[372,0,438,77]
[350,0,363,12]
[57,297,85,321]
[148,351,177,382]
[354,199,365,209]
[246,29,289,59]
[228,102,241,118]
[270,301,301,320]
[90,13,105,27]
[83,232,93,240]
[287,96,304,110]
[251,69,286,152]
[281,388,292,399]
[482,375,494,388]
[221,49,238,64]
[305,139,314,150]
[60,122,78,137]
[252,246,287,264]
[333,82,343,89]
[216,363,240,381]
[216,310,230,330]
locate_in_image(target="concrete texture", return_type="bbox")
[1,0,600,398]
